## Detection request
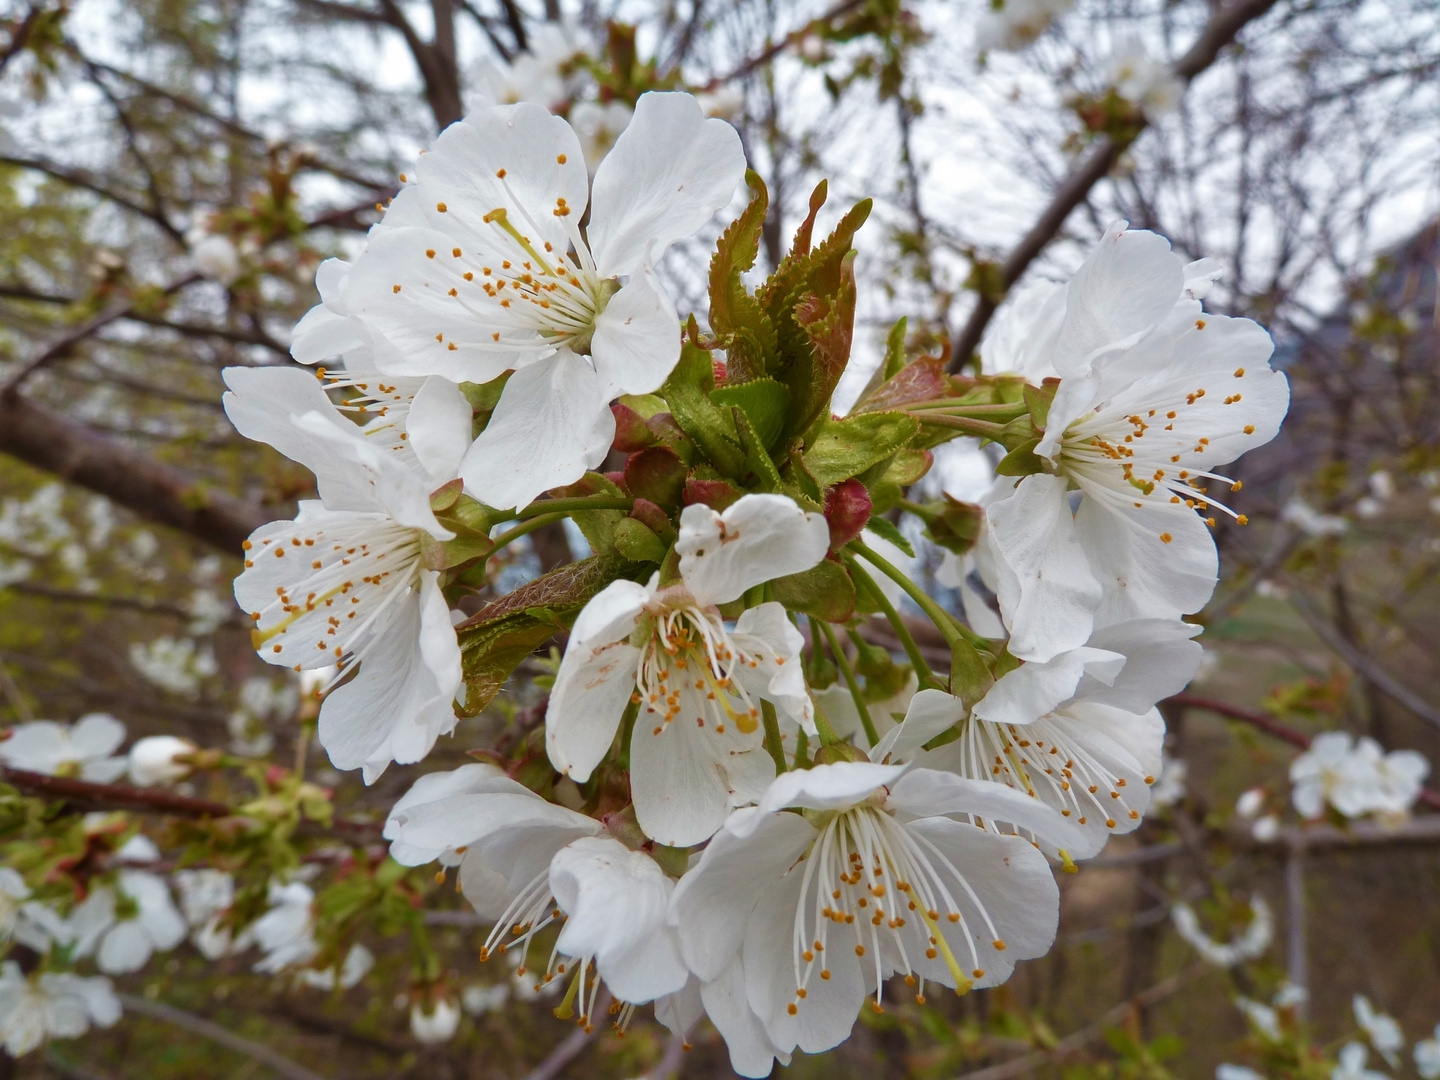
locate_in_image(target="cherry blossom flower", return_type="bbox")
[385,764,690,1028]
[410,995,461,1043]
[669,762,1082,1075]
[906,618,1200,857]
[1171,897,1272,967]
[1354,994,1403,1067]
[0,962,120,1057]
[1414,1024,1440,1079]
[546,494,829,845]
[248,881,321,974]
[224,367,467,782]
[188,230,241,285]
[340,91,745,509]
[0,715,127,782]
[1105,41,1184,117]
[173,869,236,960]
[66,870,186,975]
[978,223,1288,661]
[1333,1042,1391,1080]
[974,0,1072,52]
[568,100,632,171]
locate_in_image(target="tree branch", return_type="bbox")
[946,0,1282,371]
[1170,692,1440,811]
[118,995,333,1080]
[0,391,270,553]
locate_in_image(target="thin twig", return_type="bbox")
[0,273,203,398]
[948,963,1212,1079]
[1288,594,1440,733]
[519,988,612,1080]
[695,0,867,91]
[118,994,332,1080]
[946,0,1281,371]
[1169,692,1440,811]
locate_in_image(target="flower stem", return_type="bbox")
[811,692,842,746]
[844,556,937,689]
[515,496,634,519]
[760,700,787,774]
[849,538,987,649]
[903,399,1028,418]
[906,412,1009,438]
[818,619,879,749]
[490,512,565,552]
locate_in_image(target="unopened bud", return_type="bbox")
[409,995,460,1043]
[128,736,198,786]
[824,479,872,551]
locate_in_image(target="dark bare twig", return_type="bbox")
[0,390,270,554]
[519,988,613,1080]
[946,0,1283,371]
[1170,692,1440,811]
[118,995,332,1080]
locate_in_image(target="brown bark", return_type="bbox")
[0,392,270,555]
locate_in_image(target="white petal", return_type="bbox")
[654,978,704,1038]
[69,713,127,759]
[318,572,461,782]
[97,923,152,974]
[979,278,1065,380]
[549,837,688,1003]
[629,703,740,846]
[886,768,1089,851]
[223,366,380,511]
[870,688,964,763]
[407,376,473,485]
[590,269,680,397]
[698,957,791,1079]
[745,869,866,1055]
[291,306,365,366]
[1080,618,1203,712]
[983,474,1102,662]
[587,91,745,277]
[1075,495,1217,625]
[460,349,615,510]
[1053,222,1184,376]
[670,808,816,980]
[546,580,648,782]
[901,818,1060,986]
[751,761,911,824]
[384,762,509,862]
[973,646,1126,727]
[676,494,831,607]
[728,602,811,730]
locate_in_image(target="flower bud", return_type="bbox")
[190,234,242,285]
[410,995,461,1044]
[127,735,197,786]
[823,479,872,551]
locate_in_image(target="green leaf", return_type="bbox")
[863,515,914,557]
[731,406,783,493]
[708,171,775,382]
[660,343,748,478]
[1023,380,1055,432]
[852,353,950,415]
[770,558,856,622]
[881,316,908,380]
[710,377,790,452]
[456,555,629,715]
[802,411,920,488]
[622,447,688,510]
[994,437,1047,477]
[553,472,628,556]
[612,518,667,563]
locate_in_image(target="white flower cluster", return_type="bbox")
[1171,897,1273,968]
[1290,731,1429,820]
[201,87,1298,1072]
